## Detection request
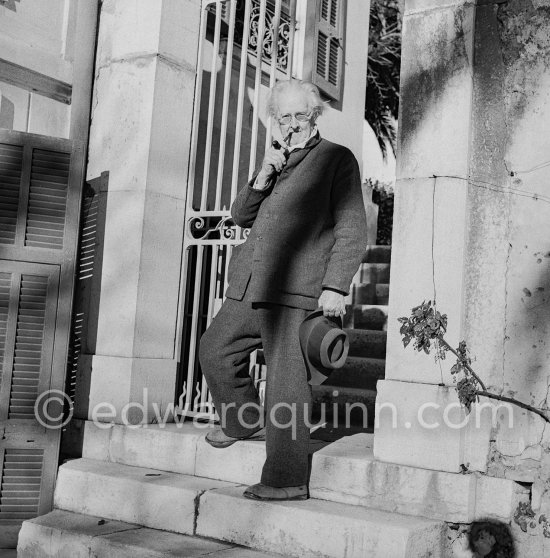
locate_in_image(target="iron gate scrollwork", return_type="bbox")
[176,0,296,420]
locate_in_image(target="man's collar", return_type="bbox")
[284,126,320,152]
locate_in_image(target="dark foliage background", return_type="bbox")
[365,0,402,159]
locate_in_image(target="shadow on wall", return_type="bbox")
[398,5,471,157]
[469,520,515,557]
[0,0,21,12]
[399,3,537,157]
[0,94,15,129]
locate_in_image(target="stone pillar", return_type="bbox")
[83,0,201,423]
[375,0,550,474]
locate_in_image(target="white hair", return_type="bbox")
[266,79,325,118]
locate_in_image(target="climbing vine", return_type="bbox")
[398,301,550,422]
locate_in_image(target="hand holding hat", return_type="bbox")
[299,309,349,386]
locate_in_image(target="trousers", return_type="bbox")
[199,297,312,487]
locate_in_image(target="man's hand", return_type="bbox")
[255,147,287,189]
[318,290,346,318]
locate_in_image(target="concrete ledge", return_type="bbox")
[82,421,265,485]
[311,434,528,523]
[374,380,493,472]
[196,485,445,558]
[17,509,280,558]
[54,459,234,534]
[81,421,526,524]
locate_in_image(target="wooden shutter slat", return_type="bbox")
[22,148,69,251]
[0,233,17,243]
[0,154,24,165]
[0,143,22,247]
[10,374,38,382]
[0,130,85,543]
[328,38,339,85]
[0,212,18,221]
[27,180,68,193]
[29,189,68,203]
[26,222,65,233]
[28,194,67,209]
[31,175,70,187]
[25,234,63,245]
[10,380,39,388]
[0,167,23,178]
[329,0,338,26]
[14,333,43,341]
[0,449,44,521]
[0,194,19,205]
[2,492,39,499]
[5,274,48,420]
[27,207,66,218]
[0,155,23,166]
[32,150,70,165]
[321,0,329,20]
[31,161,70,173]
[0,143,24,155]
[316,32,328,78]
[312,0,344,102]
[24,217,65,229]
[24,240,63,250]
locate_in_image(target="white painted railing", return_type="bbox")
[176,0,296,420]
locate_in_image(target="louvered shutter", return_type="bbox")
[0,130,84,546]
[65,172,108,413]
[312,0,345,102]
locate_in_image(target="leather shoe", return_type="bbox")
[243,483,309,501]
[205,427,265,449]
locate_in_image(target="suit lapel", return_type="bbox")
[285,134,322,171]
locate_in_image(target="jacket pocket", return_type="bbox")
[277,243,328,297]
[227,242,244,284]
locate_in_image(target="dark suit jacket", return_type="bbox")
[226,134,368,310]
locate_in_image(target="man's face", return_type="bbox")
[276,89,316,147]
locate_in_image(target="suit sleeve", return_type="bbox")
[230,175,274,228]
[321,149,368,294]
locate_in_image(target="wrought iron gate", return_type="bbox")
[176,0,297,419]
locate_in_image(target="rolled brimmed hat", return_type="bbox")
[299,309,349,385]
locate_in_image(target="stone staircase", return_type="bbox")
[311,245,391,438]
[17,421,527,557]
[16,244,528,557]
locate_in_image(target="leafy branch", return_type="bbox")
[398,301,550,422]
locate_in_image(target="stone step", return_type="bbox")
[311,385,376,426]
[359,262,390,284]
[196,485,445,558]
[323,356,386,390]
[79,421,526,524]
[42,458,448,558]
[362,245,392,264]
[352,283,389,305]
[53,459,233,535]
[345,328,387,359]
[256,329,387,366]
[352,304,388,330]
[309,435,529,525]
[18,509,279,558]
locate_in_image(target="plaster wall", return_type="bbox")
[377,0,550,489]
[320,0,369,167]
[0,0,77,138]
[467,2,550,494]
[0,0,68,58]
[84,0,201,422]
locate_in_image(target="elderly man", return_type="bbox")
[199,79,367,501]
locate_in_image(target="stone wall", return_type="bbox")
[0,0,77,137]
[378,0,550,553]
[476,1,550,550]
